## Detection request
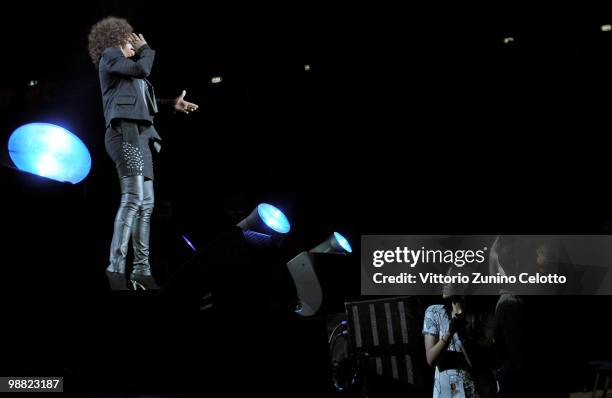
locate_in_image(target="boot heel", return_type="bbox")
[130,269,160,290]
[131,280,145,290]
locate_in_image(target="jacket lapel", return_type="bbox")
[144,78,159,114]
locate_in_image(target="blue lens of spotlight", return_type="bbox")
[257,203,290,234]
[8,123,91,184]
[334,232,352,253]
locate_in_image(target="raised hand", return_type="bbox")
[128,33,148,50]
[173,90,199,114]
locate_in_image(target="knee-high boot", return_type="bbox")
[106,176,144,290]
[129,179,159,290]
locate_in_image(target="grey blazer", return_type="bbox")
[98,45,173,142]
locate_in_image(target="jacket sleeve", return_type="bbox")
[156,98,176,113]
[101,45,156,78]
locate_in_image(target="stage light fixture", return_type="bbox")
[211,76,222,84]
[8,122,91,184]
[304,64,311,71]
[601,24,612,32]
[287,232,356,317]
[311,231,352,254]
[157,203,293,315]
[237,203,290,246]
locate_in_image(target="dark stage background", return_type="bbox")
[1,1,612,396]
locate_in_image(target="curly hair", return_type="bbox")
[88,17,133,64]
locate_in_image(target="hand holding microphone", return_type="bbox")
[448,312,467,338]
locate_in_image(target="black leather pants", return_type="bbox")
[106,175,156,289]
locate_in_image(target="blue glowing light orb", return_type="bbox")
[334,232,352,253]
[8,123,91,184]
[257,203,290,234]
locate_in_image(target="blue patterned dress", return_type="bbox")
[423,305,479,398]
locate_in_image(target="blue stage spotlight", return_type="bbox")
[257,203,290,233]
[8,122,91,184]
[237,203,291,246]
[311,231,353,254]
[287,232,355,317]
[334,232,352,253]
